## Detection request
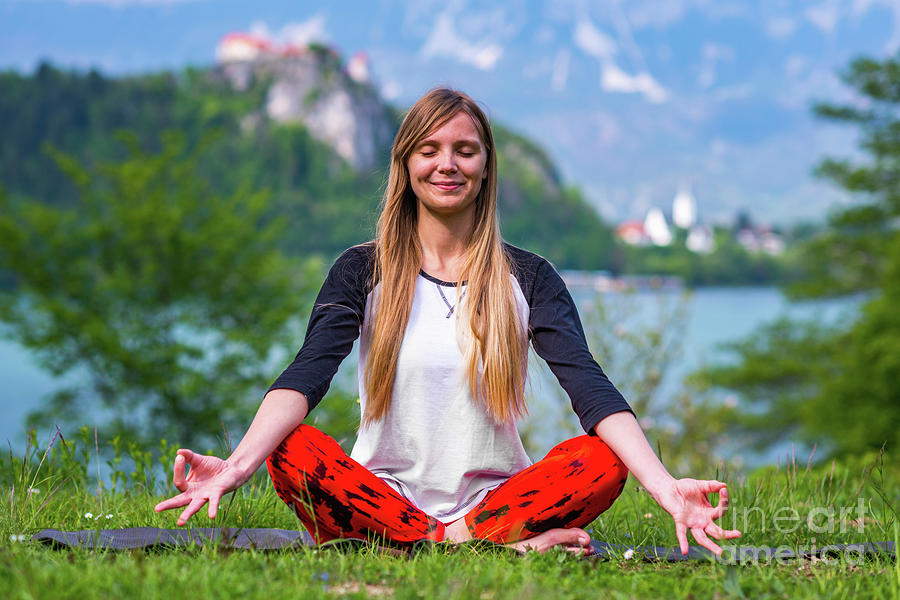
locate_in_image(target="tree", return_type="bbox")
[695,54,900,457]
[0,132,322,449]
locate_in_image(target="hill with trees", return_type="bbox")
[0,58,617,271]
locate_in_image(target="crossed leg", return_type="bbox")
[266,424,446,544]
[456,434,628,552]
[266,425,628,550]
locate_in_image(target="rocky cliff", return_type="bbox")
[217,45,395,171]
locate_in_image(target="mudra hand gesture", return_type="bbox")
[656,478,741,556]
[154,449,248,526]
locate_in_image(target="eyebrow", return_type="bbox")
[416,138,482,148]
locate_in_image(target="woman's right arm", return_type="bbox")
[156,245,373,526]
[154,388,308,526]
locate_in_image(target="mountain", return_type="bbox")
[5,1,898,227]
[0,53,618,271]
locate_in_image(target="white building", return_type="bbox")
[686,224,715,253]
[615,221,648,246]
[672,186,697,229]
[644,208,672,246]
[216,32,273,63]
[347,51,370,84]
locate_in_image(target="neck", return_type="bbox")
[417,206,474,282]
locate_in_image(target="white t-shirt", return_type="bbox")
[350,272,532,522]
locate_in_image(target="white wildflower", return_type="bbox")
[84,512,93,519]
[643,512,654,519]
[105,514,114,520]
[27,487,40,495]
[623,549,635,560]
[9,534,26,543]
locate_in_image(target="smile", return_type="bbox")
[431,182,463,191]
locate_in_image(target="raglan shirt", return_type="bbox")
[269,242,633,523]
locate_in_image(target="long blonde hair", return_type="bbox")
[363,88,528,426]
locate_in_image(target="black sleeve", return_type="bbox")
[527,257,634,434]
[267,244,373,412]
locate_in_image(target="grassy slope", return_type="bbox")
[1,434,897,599]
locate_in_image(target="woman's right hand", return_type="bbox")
[154,448,250,526]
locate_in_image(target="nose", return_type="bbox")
[437,151,457,173]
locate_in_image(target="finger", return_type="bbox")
[721,528,742,539]
[177,498,207,527]
[697,480,728,494]
[154,492,190,512]
[711,487,730,520]
[208,491,221,519]
[178,449,198,482]
[704,520,742,541]
[691,527,723,557]
[704,522,728,539]
[173,453,187,491]
[675,522,689,555]
[718,485,729,502]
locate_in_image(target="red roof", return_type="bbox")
[615,221,645,235]
[220,32,274,53]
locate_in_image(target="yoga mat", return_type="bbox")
[31,528,895,562]
[33,527,314,551]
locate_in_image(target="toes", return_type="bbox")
[510,528,592,554]
[549,527,591,547]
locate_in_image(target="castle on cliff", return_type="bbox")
[214,32,392,171]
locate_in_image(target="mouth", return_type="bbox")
[431,181,464,191]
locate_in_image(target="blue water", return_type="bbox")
[519,286,862,463]
[0,287,862,456]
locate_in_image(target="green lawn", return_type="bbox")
[2,430,897,599]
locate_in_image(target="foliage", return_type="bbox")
[493,127,620,271]
[0,62,805,282]
[0,133,321,449]
[786,55,900,299]
[0,62,626,272]
[0,62,384,264]
[694,54,900,457]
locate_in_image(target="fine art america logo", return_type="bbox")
[715,497,874,565]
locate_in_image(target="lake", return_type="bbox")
[0,286,861,455]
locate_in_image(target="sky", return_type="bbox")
[3,0,900,224]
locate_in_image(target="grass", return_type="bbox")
[1,427,898,599]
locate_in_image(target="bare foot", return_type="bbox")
[507,528,593,555]
[443,518,473,543]
[441,521,593,556]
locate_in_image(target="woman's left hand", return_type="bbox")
[653,478,742,556]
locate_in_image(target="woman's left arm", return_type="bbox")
[594,411,742,556]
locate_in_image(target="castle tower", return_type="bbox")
[347,51,370,84]
[644,207,672,246]
[672,185,697,229]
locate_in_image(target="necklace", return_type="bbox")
[435,283,465,318]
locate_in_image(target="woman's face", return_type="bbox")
[406,111,488,220]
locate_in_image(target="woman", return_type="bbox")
[155,88,741,555]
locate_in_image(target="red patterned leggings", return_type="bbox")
[266,425,628,545]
